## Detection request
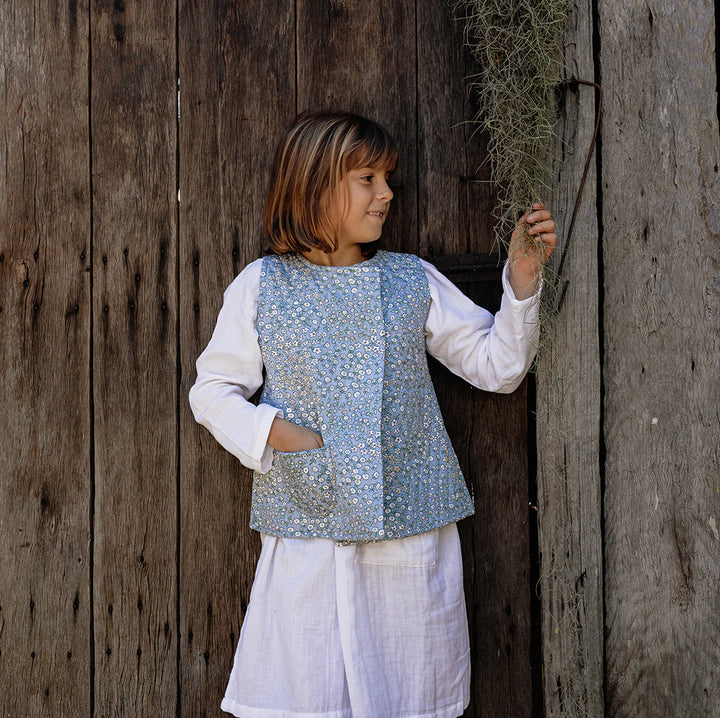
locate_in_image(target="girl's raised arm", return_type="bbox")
[422,258,541,394]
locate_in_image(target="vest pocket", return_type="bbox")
[356,528,439,567]
[273,445,337,516]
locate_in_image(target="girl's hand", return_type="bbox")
[508,201,557,300]
[267,417,324,452]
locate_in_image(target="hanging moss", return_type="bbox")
[456,0,568,249]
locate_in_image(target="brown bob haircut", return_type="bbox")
[264,111,398,256]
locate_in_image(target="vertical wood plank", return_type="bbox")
[461,388,532,718]
[416,0,470,257]
[296,0,417,254]
[464,128,497,254]
[417,1,496,258]
[535,1,604,716]
[178,2,295,715]
[91,0,178,713]
[600,1,720,715]
[0,1,92,715]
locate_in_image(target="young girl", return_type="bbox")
[189,111,556,718]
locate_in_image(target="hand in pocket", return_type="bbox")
[267,417,324,453]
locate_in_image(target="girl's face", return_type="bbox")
[329,166,394,250]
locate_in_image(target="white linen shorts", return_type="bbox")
[221,522,470,718]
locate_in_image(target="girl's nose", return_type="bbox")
[377,180,393,202]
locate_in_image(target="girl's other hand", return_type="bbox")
[267,417,324,452]
[508,201,557,300]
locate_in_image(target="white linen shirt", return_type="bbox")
[189,256,540,474]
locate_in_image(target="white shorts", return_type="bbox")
[221,523,470,718]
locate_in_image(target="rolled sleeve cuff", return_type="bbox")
[251,403,284,474]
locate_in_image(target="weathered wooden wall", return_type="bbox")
[599,0,720,715]
[536,0,720,717]
[1,1,537,716]
[536,0,604,715]
[1,2,92,714]
[91,0,179,714]
[6,1,719,716]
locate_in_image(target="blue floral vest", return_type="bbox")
[250,250,474,542]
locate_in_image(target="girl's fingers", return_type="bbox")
[528,201,546,219]
[527,218,555,235]
[526,210,552,225]
[540,233,557,253]
[515,202,557,259]
[518,202,548,226]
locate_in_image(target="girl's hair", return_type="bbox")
[264,111,398,255]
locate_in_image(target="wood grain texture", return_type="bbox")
[535,0,604,715]
[416,0,496,259]
[600,1,720,715]
[458,15,499,256]
[462,387,533,718]
[178,1,295,714]
[296,0,417,254]
[416,0,469,257]
[91,0,178,714]
[0,1,92,715]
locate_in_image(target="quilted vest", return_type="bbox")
[250,250,474,542]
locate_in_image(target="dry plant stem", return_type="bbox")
[457,0,568,252]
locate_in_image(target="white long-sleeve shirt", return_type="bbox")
[189,256,540,474]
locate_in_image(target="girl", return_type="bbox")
[189,111,556,718]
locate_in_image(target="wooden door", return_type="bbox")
[1,1,537,715]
